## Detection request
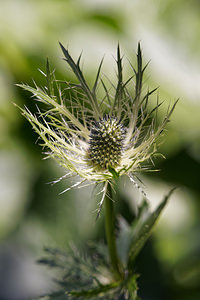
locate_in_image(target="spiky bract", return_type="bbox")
[17,43,178,205]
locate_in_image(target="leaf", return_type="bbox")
[69,281,120,299]
[123,274,139,300]
[116,200,149,265]
[59,42,100,118]
[36,245,118,299]
[112,44,124,116]
[117,217,132,265]
[46,58,54,97]
[134,42,143,101]
[129,42,149,103]
[92,57,104,94]
[128,188,176,270]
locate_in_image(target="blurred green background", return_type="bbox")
[0,0,200,299]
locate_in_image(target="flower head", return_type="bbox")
[18,43,177,213]
[87,115,126,170]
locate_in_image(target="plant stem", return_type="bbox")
[105,181,122,279]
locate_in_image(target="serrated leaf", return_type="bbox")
[37,258,64,269]
[128,188,176,270]
[69,281,120,299]
[59,42,100,118]
[111,44,124,116]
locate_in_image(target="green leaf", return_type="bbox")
[59,42,100,118]
[116,200,149,265]
[128,188,176,270]
[92,57,104,94]
[124,274,139,300]
[69,281,120,299]
[46,58,54,97]
[129,42,149,103]
[111,44,124,117]
[116,217,132,265]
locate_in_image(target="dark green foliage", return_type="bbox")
[59,42,101,118]
[38,189,175,300]
[38,245,121,300]
[127,188,176,270]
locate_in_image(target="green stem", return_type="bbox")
[105,181,122,279]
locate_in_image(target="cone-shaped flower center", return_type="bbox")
[87,116,126,170]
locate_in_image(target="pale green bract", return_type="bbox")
[17,43,178,214]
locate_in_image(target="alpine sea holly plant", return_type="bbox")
[17,43,178,299]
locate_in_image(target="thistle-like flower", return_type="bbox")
[18,43,177,214]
